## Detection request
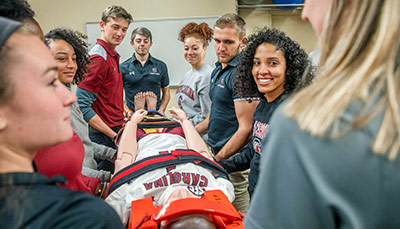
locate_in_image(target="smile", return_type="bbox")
[259,79,272,83]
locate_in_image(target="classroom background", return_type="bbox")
[29,0,317,110]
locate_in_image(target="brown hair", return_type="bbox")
[0,27,31,103]
[214,13,246,39]
[178,22,213,46]
[101,5,133,24]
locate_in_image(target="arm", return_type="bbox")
[88,115,117,139]
[195,116,209,135]
[76,87,117,139]
[158,87,170,115]
[169,107,213,160]
[215,100,259,161]
[219,142,253,173]
[114,109,147,174]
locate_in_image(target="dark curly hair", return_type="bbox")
[45,28,90,84]
[0,0,35,21]
[235,27,314,100]
[178,22,213,46]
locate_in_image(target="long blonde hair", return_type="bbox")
[285,0,400,159]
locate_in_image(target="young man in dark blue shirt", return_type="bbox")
[206,13,259,213]
[120,27,170,115]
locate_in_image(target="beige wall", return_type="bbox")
[29,0,237,33]
[28,0,236,111]
[240,9,318,53]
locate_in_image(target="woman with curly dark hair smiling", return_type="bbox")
[34,28,117,195]
[45,28,90,85]
[219,27,314,198]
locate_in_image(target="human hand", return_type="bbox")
[130,109,147,123]
[168,107,187,123]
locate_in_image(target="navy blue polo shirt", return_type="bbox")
[207,54,242,149]
[0,172,124,228]
[120,53,169,111]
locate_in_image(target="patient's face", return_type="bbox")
[165,188,199,204]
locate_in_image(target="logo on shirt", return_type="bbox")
[217,78,225,89]
[252,121,270,153]
[150,67,160,75]
[187,185,205,196]
[129,71,135,75]
[176,85,194,100]
[143,172,209,190]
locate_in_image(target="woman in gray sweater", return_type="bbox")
[45,28,116,183]
[176,22,214,140]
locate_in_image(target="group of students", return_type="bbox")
[1,0,400,228]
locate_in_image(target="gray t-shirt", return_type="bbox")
[176,64,212,139]
[245,102,400,228]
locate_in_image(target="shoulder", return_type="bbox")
[49,190,123,228]
[89,44,107,61]
[120,57,133,66]
[151,56,168,68]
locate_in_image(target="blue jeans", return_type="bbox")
[89,125,122,173]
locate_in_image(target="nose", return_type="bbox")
[116,29,123,37]
[301,0,309,22]
[218,43,226,52]
[61,85,77,107]
[258,64,270,75]
[66,58,75,69]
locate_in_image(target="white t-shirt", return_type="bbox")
[106,134,234,225]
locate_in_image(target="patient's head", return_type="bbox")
[158,187,217,228]
[161,213,216,229]
[166,187,199,203]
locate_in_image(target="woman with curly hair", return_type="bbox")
[176,22,213,140]
[246,0,400,227]
[34,28,116,195]
[219,27,313,198]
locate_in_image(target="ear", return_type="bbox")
[99,21,105,32]
[130,40,134,46]
[240,36,248,48]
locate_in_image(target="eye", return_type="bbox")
[269,61,279,66]
[226,40,233,44]
[122,28,127,33]
[56,57,66,62]
[214,39,221,44]
[253,61,260,65]
[48,78,59,87]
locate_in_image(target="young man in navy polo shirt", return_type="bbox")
[206,13,259,213]
[120,27,170,115]
[77,6,133,151]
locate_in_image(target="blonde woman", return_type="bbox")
[245,0,400,228]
